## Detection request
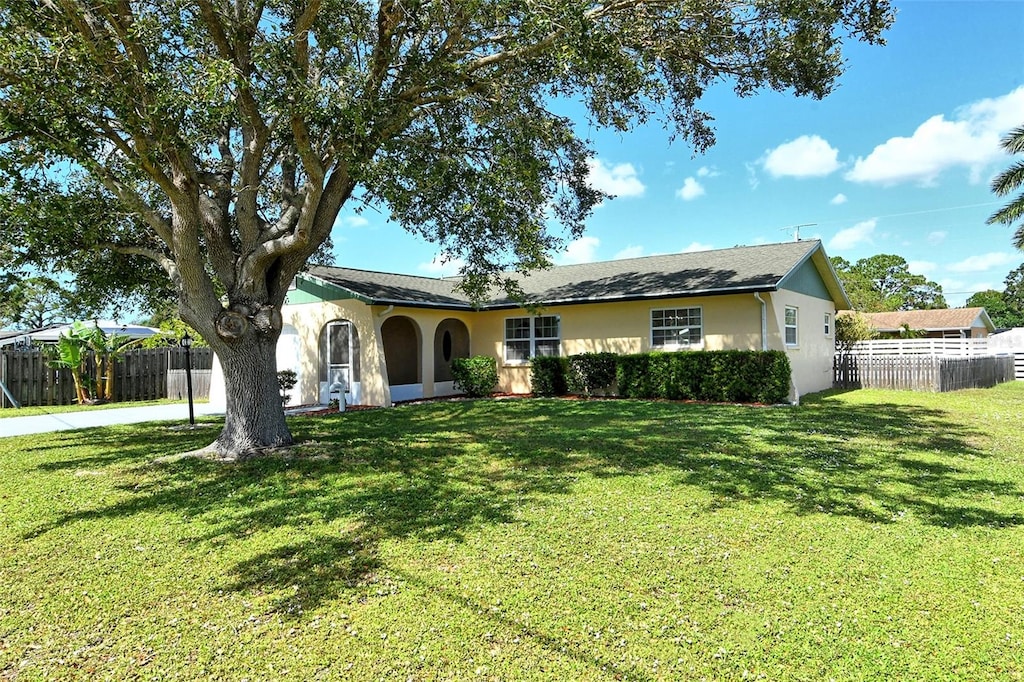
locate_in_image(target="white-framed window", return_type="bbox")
[651,307,703,349]
[824,312,832,336]
[785,306,799,346]
[504,315,561,363]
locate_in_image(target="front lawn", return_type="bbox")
[2,384,1023,680]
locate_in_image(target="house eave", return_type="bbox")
[481,284,780,310]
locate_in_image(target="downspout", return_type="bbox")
[753,293,768,351]
[377,304,395,318]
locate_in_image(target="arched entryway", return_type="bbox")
[433,318,470,396]
[381,315,422,401]
[318,320,361,404]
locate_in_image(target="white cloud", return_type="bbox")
[676,177,706,201]
[558,236,601,265]
[828,219,877,251]
[947,252,1017,273]
[763,135,841,178]
[586,159,645,197]
[696,166,720,178]
[927,231,947,246]
[830,193,848,205]
[613,245,645,260]
[418,255,466,276]
[907,260,937,276]
[681,241,714,253]
[846,86,1024,185]
[334,214,370,229]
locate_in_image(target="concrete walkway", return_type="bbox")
[0,403,225,438]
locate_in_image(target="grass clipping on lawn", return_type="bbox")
[2,384,1024,680]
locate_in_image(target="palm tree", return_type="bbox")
[988,124,1024,249]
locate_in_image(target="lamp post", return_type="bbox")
[180,332,195,427]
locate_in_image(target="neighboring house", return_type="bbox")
[211,239,850,408]
[0,321,162,348]
[851,308,995,339]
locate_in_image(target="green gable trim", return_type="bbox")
[286,276,371,305]
[778,258,832,301]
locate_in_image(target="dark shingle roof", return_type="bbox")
[307,240,833,309]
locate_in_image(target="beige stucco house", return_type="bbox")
[211,239,850,408]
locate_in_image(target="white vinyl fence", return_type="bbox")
[836,336,1024,389]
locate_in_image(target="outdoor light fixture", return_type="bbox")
[180,332,195,426]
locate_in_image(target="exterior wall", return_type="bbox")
[763,289,837,400]
[281,301,477,406]
[281,299,387,406]
[471,294,765,395]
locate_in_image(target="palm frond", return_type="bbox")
[990,160,1024,196]
[988,194,1024,226]
[1001,125,1024,155]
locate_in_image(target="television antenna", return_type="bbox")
[780,223,816,241]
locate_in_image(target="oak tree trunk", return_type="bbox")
[207,330,293,459]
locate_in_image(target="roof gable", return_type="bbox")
[297,240,848,309]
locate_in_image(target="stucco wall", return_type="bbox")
[763,290,836,400]
[280,302,478,406]
[471,294,768,394]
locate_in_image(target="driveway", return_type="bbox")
[0,403,224,438]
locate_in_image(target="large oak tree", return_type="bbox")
[0,0,893,458]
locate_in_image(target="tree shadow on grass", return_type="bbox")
[20,394,1024,618]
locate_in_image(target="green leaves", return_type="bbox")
[832,254,947,312]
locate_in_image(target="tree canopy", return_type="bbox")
[965,263,1024,328]
[0,0,895,457]
[831,254,947,312]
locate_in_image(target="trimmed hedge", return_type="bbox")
[530,355,569,396]
[529,350,791,404]
[567,352,617,396]
[616,350,791,404]
[451,355,498,397]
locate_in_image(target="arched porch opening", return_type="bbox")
[433,318,470,396]
[381,315,422,401]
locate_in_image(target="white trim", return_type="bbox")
[785,306,799,347]
[503,315,561,364]
[650,305,704,350]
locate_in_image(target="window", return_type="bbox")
[504,316,561,362]
[785,307,798,346]
[824,313,832,336]
[651,307,703,349]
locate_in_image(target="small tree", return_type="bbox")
[47,322,95,405]
[835,312,877,357]
[277,370,298,406]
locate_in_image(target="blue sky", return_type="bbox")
[330,1,1024,308]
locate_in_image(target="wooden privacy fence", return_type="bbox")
[834,355,1015,392]
[0,347,213,408]
[167,369,213,401]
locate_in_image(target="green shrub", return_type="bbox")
[567,352,618,396]
[451,355,498,397]
[616,350,791,404]
[531,356,569,396]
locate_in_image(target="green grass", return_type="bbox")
[0,398,206,418]
[2,384,1024,680]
